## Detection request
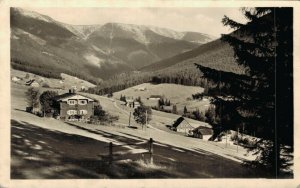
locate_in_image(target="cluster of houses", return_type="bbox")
[12,76,39,87]
[124,97,141,108]
[12,75,87,91]
[25,79,40,87]
[12,76,41,87]
[122,95,164,109]
[18,75,214,141]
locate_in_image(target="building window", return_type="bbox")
[79,100,87,105]
[79,110,87,115]
[68,100,77,105]
[67,110,77,115]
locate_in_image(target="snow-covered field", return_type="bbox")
[10,82,266,178]
[11,83,256,163]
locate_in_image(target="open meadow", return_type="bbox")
[113,83,210,113]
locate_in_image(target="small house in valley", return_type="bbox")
[171,117,195,134]
[12,76,21,82]
[133,101,141,108]
[138,87,146,91]
[190,126,213,141]
[148,95,162,100]
[161,105,173,113]
[25,79,40,87]
[54,90,96,122]
[125,97,141,108]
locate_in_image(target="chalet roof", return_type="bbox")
[54,92,96,102]
[25,79,39,85]
[54,93,76,100]
[172,117,184,128]
[193,126,213,135]
[172,117,194,130]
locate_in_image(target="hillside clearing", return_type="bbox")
[113,83,210,113]
[11,69,96,89]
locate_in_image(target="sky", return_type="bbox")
[26,7,248,37]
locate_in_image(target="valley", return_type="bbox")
[8,7,290,180]
[11,7,217,81]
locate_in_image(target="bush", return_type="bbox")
[231,132,238,141]
[205,105,217,125]
[25,87,40,111]
[25,73,30,79]
[90,104,119,125]
[107,92,113,98]
[192,109,206,121]
[42,83,50,88]
[133,106,152,125]
[53,111,60,119]
[192,93,204,100]
[120,95,126,102]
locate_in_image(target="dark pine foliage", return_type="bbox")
[39,90,59,114]
[133,106,152,126]
[195,8,293,178]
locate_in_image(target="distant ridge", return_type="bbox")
[11,7,217,81]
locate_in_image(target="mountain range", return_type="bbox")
[10,7,217,82]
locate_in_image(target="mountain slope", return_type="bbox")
[11,8,216,82]
[140,39,244,75]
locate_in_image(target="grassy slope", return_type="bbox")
[113,83,210,114]
[11,83,259,179]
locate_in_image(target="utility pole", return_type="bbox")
[237,128,239,153]
[242,123,245,140]
[145,110,148,130]
[149,138,153,164]
[225,130,228,148]
[128,111,131,127]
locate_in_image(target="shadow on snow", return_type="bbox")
[11,119,268,179]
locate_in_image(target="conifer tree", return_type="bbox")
[195,8,293,177]
[25,87,40,110]
[184,106,188,114]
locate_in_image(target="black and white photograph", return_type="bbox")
[0,0,299,187]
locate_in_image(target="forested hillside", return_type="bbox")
[88,38,244,95]
[11,8,216,82]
